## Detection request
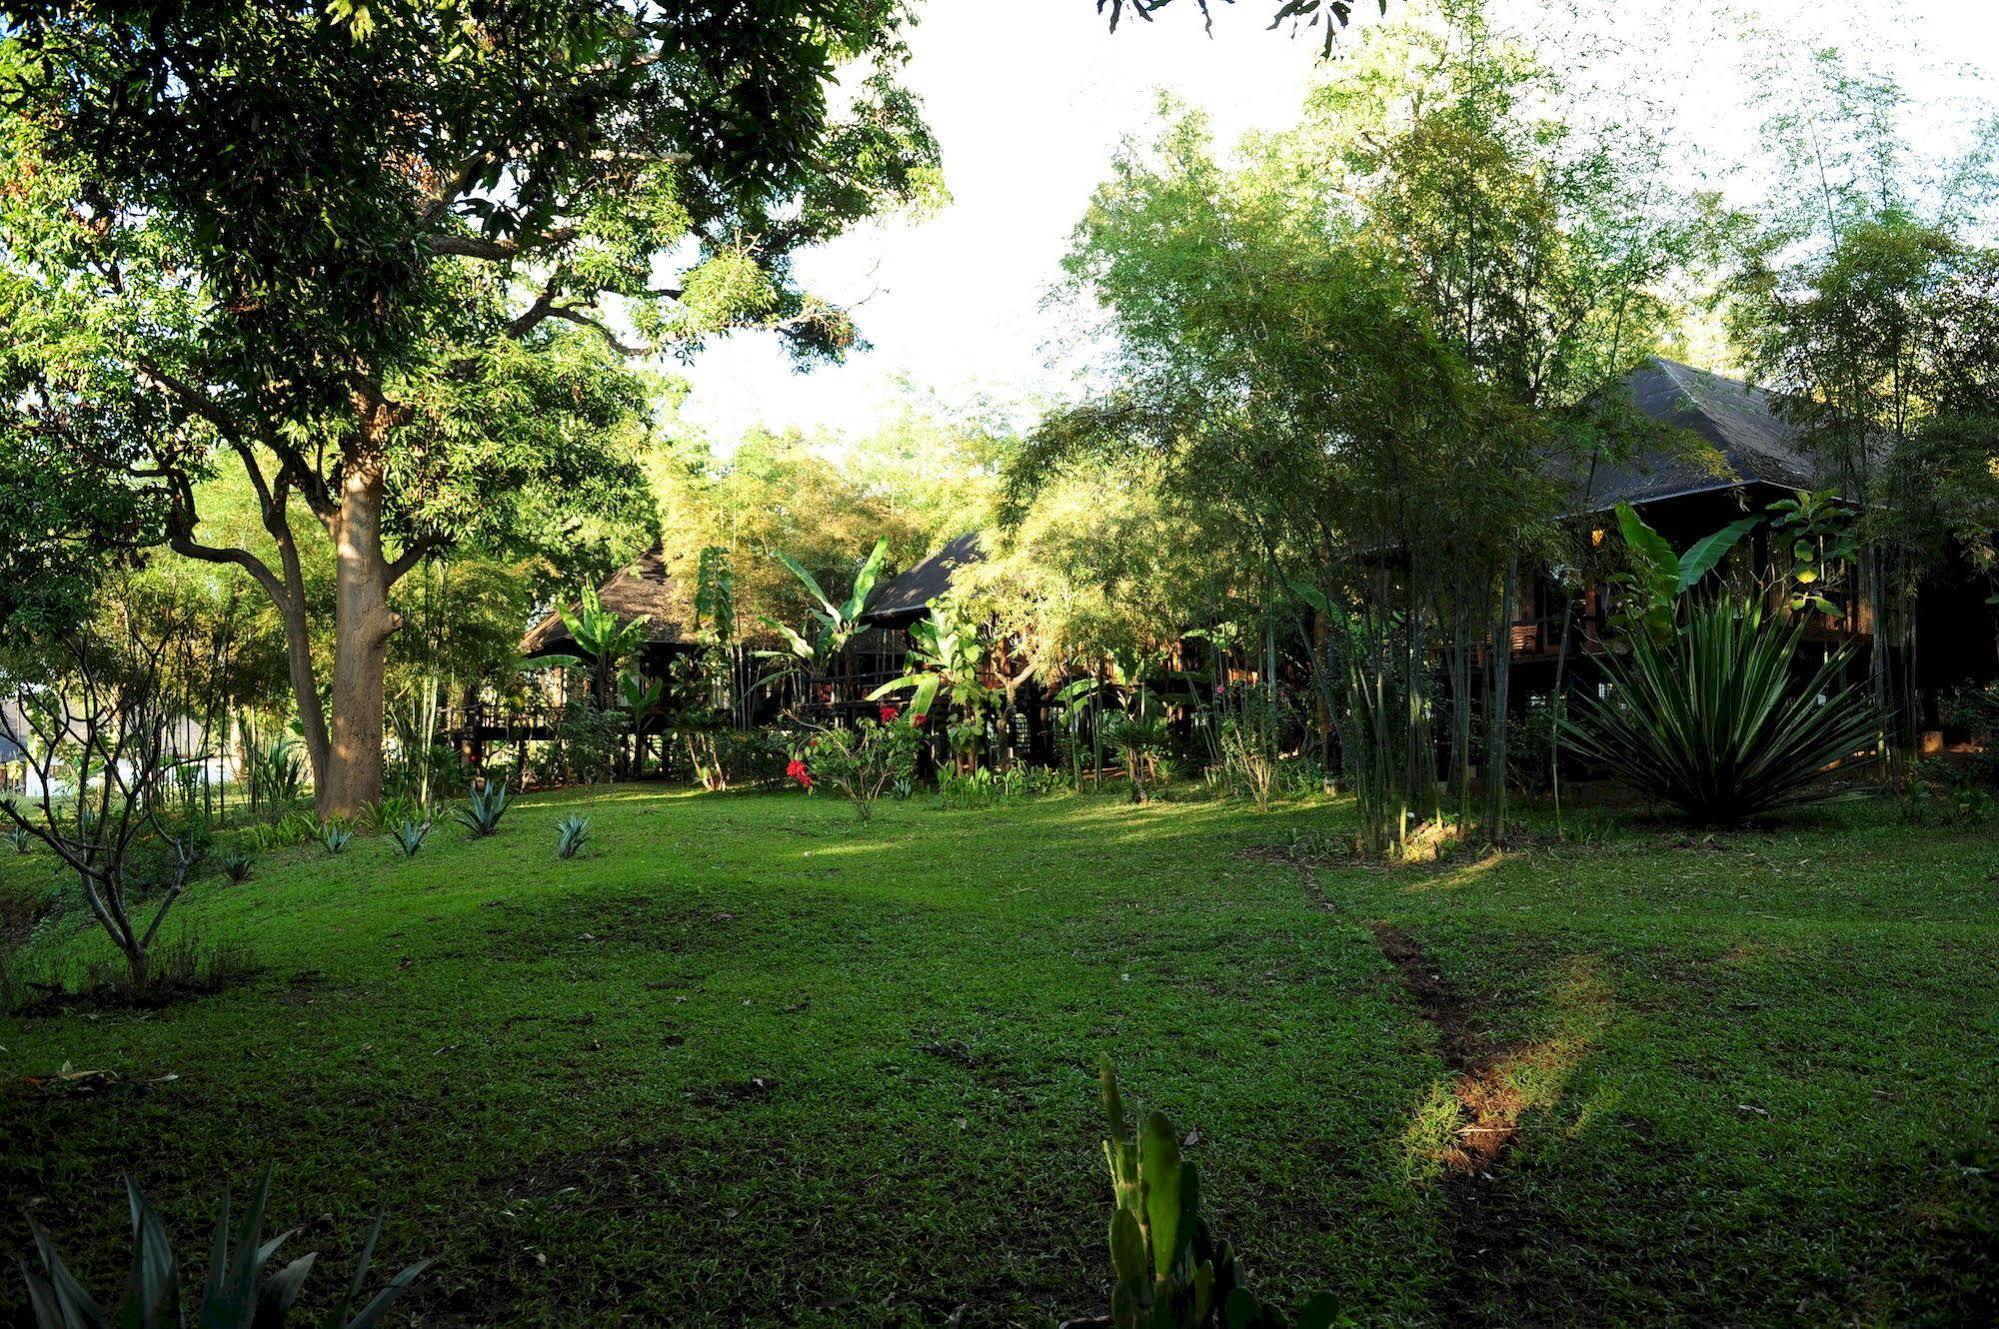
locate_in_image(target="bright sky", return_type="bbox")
[675,0,1999,448]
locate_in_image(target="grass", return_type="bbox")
[2,785,1995,1326]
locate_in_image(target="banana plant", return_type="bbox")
[1611,502,1760,645]
[761,538,891,670]
[542,584,651,705]
[867,602,996,724]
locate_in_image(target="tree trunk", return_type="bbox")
[318,465,401,820]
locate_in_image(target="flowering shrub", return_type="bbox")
[789,717,919,821]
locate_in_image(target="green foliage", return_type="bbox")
[388,821,432,859]
[765,538,891,669]
[1898,759,1994,827]
[453,778,511,839]
[355,797,423,837]
[555,814,592,861]
[1610,503,1758,645]
[1103,691,1172,804]
[1097,0,1380,58]
[247,812,321,853]
[694,546,737,644]
[218,848,257,884]
[869,599,997,725]
[5,825,31,855]
[935,765,1065,809]
[1767,489,1858,618]
[543,699,628,788]
[18,1168,426,1328]
[1097,1058,1338,1329]
[322,823,354,856]
[245,735,307,821]
[1565,598,1880,824]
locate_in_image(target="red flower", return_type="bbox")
[786,758,813,790]
[878,703,901,724]
[910,710,926,727]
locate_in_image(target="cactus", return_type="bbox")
[453,777,510,838]
[1096,1058,1340,1329]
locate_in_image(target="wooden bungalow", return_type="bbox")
[1513,357,1997,726]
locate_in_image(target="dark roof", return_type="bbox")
[1576,358,1823,511]
[519,547,697,657]
[862,532,985,625]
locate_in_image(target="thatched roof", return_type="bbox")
[862,532,985,625]
[1577,358,1824,512]
[519,547,699,658]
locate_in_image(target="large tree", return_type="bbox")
[0,0,939,816]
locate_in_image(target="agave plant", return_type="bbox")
[388,820,431,859]
[1564,597,1880,824]
[453,778,510,838]
[5,824,31,854]
[219,848,257,883]
[322,823,354,855]
[554,814,591,860]
[1096,1058,1336,1329]
[19,1168,427,1328]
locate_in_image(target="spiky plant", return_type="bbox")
[453,778,510,838]
[554,814,591,860]
[5,825,31,854]
[1564,597,1880,824]
[219,848,257,883]
[388,821,431,859]
[1097,1058,1337,1329]
[322,823,354,855]
[19,1168,428,1328]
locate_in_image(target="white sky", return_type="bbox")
[674,0,1999,448]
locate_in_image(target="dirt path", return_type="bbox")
[1290,862,1535,1320]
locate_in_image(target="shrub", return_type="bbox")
[19,1168,427,1327]
[1103,702,1170,804]
[356,795,423,836]
[388,820,431,859]
[453,777,510,838]
[790,717,919,822]
[1900,758,1994,826]
[322,822,354,855]
[936,765,1064,809]
[245,733,306,818]
[1564,598,1879,824]
[555,814,591,860]
[1095,1058,1336,1328]
[219,848,257,883]
[5,825,31,854]
[248,810,320,852]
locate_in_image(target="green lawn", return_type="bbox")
[2,787,1995,1326]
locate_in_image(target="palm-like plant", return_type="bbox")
[1564,597,1879,824]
